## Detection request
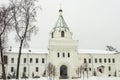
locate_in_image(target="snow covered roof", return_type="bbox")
[6,48,48,54]
[78,49,116,54]
[5,48,117,54]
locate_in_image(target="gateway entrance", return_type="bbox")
[60,65,68,79]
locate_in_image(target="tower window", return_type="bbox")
[63,53,65,57]
[104,58,106,63]
[108,58,111,63]
[57,52,60,57]
[61,31,64,37]
[51,32,54,38]
[36,67,39,72]
[68,53,70,57]
[108,66,111,71]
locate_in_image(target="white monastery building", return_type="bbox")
[0,9,120,79]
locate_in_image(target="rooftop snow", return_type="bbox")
[6,48,48,54]
[78,49,116,54]
[5,48,117,54]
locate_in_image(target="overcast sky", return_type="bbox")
[1,0,120,51]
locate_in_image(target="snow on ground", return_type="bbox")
[8,77,120,80]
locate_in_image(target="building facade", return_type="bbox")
[0,9,120,79]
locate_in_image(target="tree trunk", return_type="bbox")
[0,37,6,80]
[16,40,24,79]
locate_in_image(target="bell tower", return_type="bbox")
[48,8,79,78]
[50,9,72,39]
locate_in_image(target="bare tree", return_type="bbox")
[10,0,39,78]
[0,4,14,80]
[84,63,89,78]
[47,62,56,80]
[76,65,84,79]
[114,70,117,77]
[52,66,56,80]
[76,67,80,77]
[79,63,89,80]
[106,45,118,52]
[79,65,83,78]
[93,69,97,76]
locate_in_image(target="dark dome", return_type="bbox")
[59,9,62,12]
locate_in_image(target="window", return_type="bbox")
[36,58,38,63]
[57,52,60,57]
[11,58,14,63]
[61,31,64,37]
[42,58,45,63]
[36,67,39,72]
[4,55,8,64]
[84,68,87,71]
[11,67,14,72]
[24,58,26,63]
[89,58,91,63]
[30,58,32,63]
[112,58,115,63]
[108,66,111,71]
[95,58,97,63]
[24,67,26,72]
[68,53,70,57]
[63,53,65,57]
[104,58,106,63]
[84,58,87,63]
[51,32,54,38]
[108,58,111,63]
[99,58,102,63]
[108,74,111,77]
[89,68,91,71]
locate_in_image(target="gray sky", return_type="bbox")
[1,0,120,51]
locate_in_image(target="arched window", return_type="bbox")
[108,58,111,63]
[108,66,111,71]
[57,52,60,57]
[61,31,64,37]
[89,58,91,63]
[63,53,65,57]
[23,67,26,72]
[51,32,54,38]
[68,53,70,57]
[4,55,8,64]
[84,58,87,63]
[11,67,14,72]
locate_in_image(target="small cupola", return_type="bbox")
[50,9,72,39]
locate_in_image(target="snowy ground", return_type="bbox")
[6,77,120,80]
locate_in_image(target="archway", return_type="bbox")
[60,65,68,79]
[61,31,64,37]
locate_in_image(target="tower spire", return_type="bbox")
[59,4,62,16]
